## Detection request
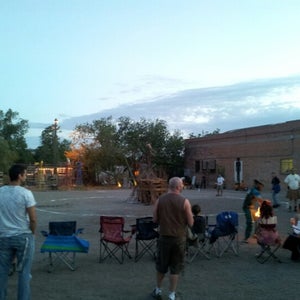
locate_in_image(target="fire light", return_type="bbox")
[255,207,260,218]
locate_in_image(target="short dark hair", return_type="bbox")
[192,204,201,215]
[9,164,26,181]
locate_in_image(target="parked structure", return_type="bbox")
[184,120,300,190]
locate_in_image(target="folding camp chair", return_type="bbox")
[256,224,281,264]
[256,242,281,264]
[99,216,132,264]
[40,221,89,272]
[208,211,239,257]
[134,217,159,262]
[186,215,210,262]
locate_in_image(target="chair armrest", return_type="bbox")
[76,228,84,235]
[41,230,48,237]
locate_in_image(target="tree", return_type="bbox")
[117,117,183,174]
[70,117,123,184]
[0,137,17,172]
[69,116,185,184]
[0,109,33,167]
[189,128,221,138]
[34,125,71,165]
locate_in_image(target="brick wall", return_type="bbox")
[184,120,300,190]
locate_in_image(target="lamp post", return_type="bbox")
[53,118,59,174]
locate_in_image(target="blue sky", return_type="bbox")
[1,1,300,147]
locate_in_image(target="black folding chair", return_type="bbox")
[134,217,159,262]
[186,215,210,262]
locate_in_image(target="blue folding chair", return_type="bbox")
[41,221,89,272]
[208,211,239,257]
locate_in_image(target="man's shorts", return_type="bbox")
[287,189,299,200]
[156,236,186,275]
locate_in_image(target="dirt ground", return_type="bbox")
[6,187,300,300]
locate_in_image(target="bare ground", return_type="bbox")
[6,188,299,300]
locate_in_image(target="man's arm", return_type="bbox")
[27,206,37,234]
[184,199,194,227]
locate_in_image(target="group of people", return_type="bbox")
[152,170,300,300]
[1,164,300,300]
[241,170,300,262]
[242,169,300,242]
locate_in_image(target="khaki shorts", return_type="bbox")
[287,189,300,201]
[156,236,186,275]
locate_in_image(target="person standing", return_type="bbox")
[284,169,300,212]
[242,179,265,243]
[200,175,206,189]
[0,164,37,300]
[271,172,281,208]
[152,177,193,300]
[216,174,225,196]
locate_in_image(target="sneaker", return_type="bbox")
[151,289,162,300]
[168,293,181,300]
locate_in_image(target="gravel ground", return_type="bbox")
[6,187,299,300]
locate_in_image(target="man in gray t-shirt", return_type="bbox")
[0,164,37,300]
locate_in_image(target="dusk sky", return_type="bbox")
[1,1,300,147]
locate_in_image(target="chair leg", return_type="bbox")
[256,244,281,264]
[214,233,239,257]
[100,240,131,264]
[47,252,76,272]
[186,239,211,263]
[135,239,156,262]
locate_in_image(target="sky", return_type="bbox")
[1,0,300,148]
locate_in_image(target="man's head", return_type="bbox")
[254,179,264,191]
[169,177,184,193]
[9,164,27,182]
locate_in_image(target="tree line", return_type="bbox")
[0,109,185,184]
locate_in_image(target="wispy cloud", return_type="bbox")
[27,75,300,147]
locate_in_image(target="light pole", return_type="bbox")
[53,118,59,174]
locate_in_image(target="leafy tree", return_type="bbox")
[34,125,71,165]
[189,128,220,138]
[0,137,18,172]
[70,117,124,184]
[70,116,185,184]
[0,109,33,167]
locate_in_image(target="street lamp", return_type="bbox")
[53,118,59,174]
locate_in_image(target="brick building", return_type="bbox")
[184,119,300,190]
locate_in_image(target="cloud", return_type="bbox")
[26,74,300,147]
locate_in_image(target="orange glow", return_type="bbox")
[117,182,122,188]
[255,207,260,218]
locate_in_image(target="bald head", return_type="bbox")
[169,177,184,192]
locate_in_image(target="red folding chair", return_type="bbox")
[99,216,132,264]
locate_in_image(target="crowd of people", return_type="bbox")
[1,165,300,300]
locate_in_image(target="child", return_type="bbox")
[256,201,280,250]
[187,204,206,242]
